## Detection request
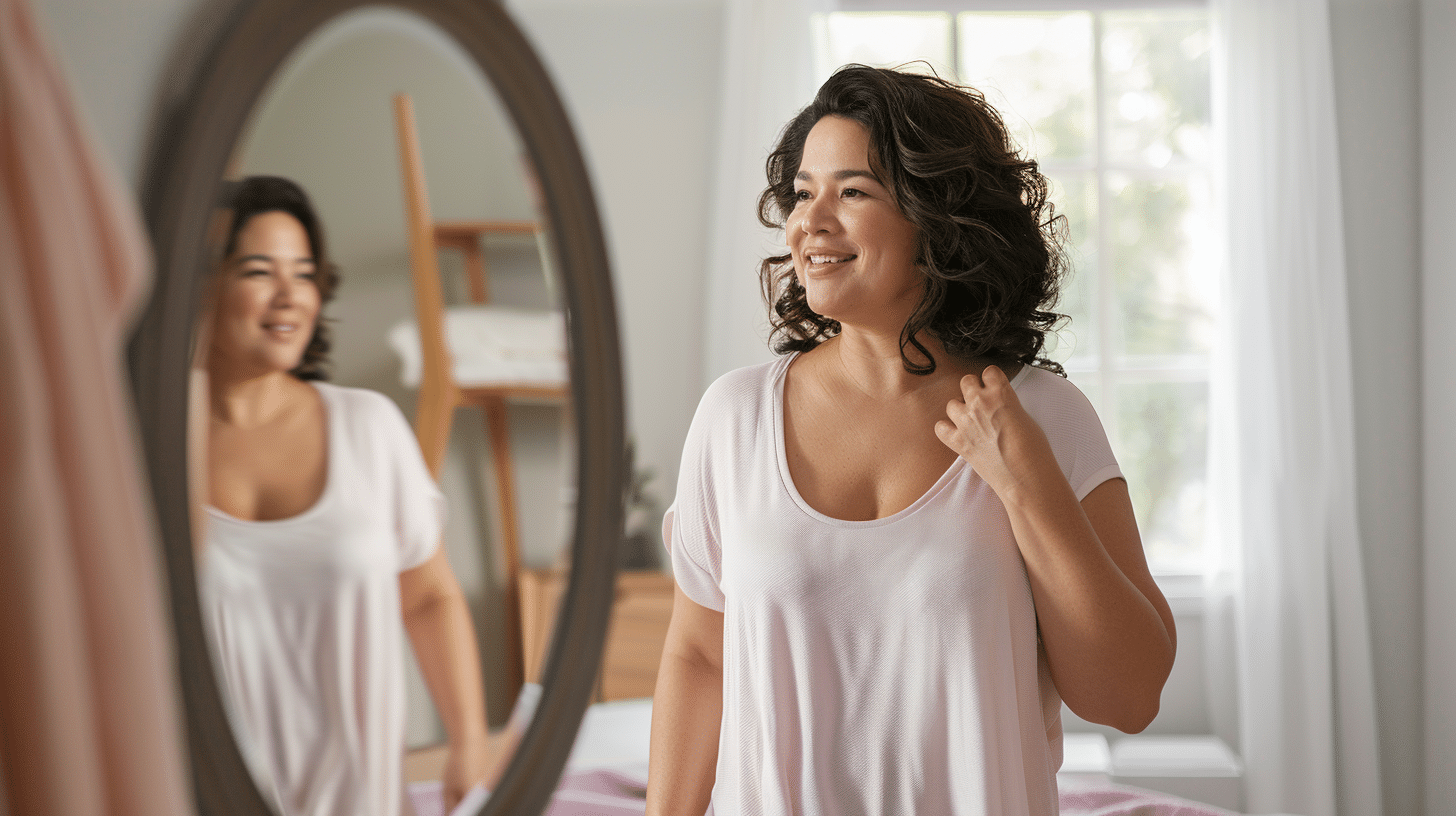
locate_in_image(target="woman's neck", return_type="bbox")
[820,328,1013,402]
[820,330,949,400]
[208,367,305,428]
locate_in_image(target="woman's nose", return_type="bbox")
[271,273,297,303]
[800,196,837,234]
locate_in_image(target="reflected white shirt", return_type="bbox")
[201,381,444,816]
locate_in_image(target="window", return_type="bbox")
[815,3,1215,575]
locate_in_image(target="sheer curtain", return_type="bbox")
[701,0,834,387]
[1207,1,1383,814]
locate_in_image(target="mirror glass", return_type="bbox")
[195,8,575,813]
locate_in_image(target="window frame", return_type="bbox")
[839,0,1204,12]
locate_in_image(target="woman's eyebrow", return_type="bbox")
[231,254,316,265]
[795,169,882,184]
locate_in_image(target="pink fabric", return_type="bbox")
[1058,779,1240,816]
[410,771,1243,816]
[0,1,192,814]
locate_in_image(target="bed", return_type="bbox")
[407,693,1265,816]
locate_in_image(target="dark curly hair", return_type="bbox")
[758,64,1069,376]
[218,175,339,381]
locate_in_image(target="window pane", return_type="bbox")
[817,12,953,83]
[1116,380,1208,573]
[1102,10,1212,167]
[1107,171,1216,358]
[957,12,1093,162]
[1043,170,1098,365]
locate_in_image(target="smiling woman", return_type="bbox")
[198,176,495,816]
[647,65,1174,816]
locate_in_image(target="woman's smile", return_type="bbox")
[801,249,858,273]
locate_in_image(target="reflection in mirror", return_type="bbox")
[192,8,574,814]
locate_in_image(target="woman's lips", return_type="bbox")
[261,322,303,339]
[802,253,857,274]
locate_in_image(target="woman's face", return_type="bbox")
[786,115,921,331]
[209,210,321,379]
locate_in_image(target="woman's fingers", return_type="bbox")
[962,365,1008,398]
[934,417,956,444]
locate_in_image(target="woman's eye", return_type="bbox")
[793,189,810,202]
[842,188,863,198]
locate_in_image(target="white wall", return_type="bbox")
[1328,2,1424,814]
[1421,2,1454,814]
[507,0,724,513]
[29,0,194,187]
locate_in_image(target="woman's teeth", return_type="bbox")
[809,254,853,264]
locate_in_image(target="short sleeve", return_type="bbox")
[663,502,723,612]
[365,391,446,572]
[662,376,738,613]
[1020,372,1123,501]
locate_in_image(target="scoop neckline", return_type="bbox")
[771,352,1032,529]
[205,380,335,527]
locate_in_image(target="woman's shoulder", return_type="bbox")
[1012,365,1106,434]
[311,381,409,426]
[684,355,793,437]
[1013,363,1087,400]
[700,354,792,404]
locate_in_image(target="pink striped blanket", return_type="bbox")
[409,770,1241,816]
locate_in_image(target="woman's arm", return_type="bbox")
[646,584,724,816]
[935,365,1176,733]
[400,547,493,811]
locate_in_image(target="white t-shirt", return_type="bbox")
[200,381,445,816]
[665,354,1122,816]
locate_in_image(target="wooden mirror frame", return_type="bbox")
[126,1,624,814]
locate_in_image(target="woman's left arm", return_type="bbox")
[935,366,1176,733]
[400,547,495,810]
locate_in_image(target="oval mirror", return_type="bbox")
[128,1,624,815]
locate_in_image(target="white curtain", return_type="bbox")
[1207,1,1383,815]
[701,0,834,387]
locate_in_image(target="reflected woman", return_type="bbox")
[200,176,490,815]
[648,66,1176,815]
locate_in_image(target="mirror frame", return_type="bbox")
[127,1,625,814]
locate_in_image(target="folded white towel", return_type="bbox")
[388,305,568,388]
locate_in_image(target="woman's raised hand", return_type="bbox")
[933,365,1056,501]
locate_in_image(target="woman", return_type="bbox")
[647,66,1176,815]
[200,175,492,815]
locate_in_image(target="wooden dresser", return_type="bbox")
[519,567,675,702]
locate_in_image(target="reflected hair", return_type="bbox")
[758,64,1069,376]
[218,175,339,381]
